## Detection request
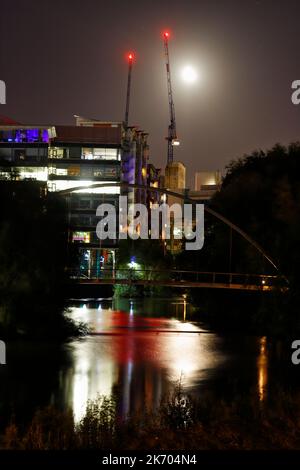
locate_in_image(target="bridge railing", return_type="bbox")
[67,268,284,287]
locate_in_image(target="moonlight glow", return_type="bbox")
[181,65,197,84]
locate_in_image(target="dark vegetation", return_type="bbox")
[0,182,82,339]
[2,384,300,450]
[176,143,300,334]
[114,239,173,297]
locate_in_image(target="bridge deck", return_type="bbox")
[78,278,275,291]
[69,270,287,291]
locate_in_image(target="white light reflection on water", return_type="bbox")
[71,339,117,422]
[257,336,268,402]
[66,301,225,421]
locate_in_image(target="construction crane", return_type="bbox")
[124,52,134,127]
[163,31,180,164]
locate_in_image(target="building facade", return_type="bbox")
[164,161,186,190]
[48,123,123,275]
[194,170,221,201]
[0,117,156,274]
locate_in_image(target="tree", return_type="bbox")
[212,143,300,283]
[115,239,173,297]
[203,142,300,332]
[0,181,80,338]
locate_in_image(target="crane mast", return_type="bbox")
[124,53,134,128]
[163,32,179,164]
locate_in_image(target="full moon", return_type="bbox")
[181,65,197,84]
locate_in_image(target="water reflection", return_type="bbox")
[66,300,225,421]
[257,336,268,402]
[70,340,118,421]
[0,298,285,429]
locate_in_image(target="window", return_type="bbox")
[49,147,69,159]
[93,148,118,160]
[93,166,118,177]
[0,148,12,161]
[77,215,91,226]
[0,169,10,180]
[93,169,104,177]
[92,199,101,209]
[79,199,91,209]
[81,147,118,160]
[81,167,92,178]
[82,148,94,160]
[14,149,26,161]
[47,180,120,194]
[105,167,117,177]
[70,215,90,226]
[49,167,68,176]
[68,166,80,176]
[17,167,48,181]
[72,232,90,243]
[90,216,99,226]
[56,168,68,176]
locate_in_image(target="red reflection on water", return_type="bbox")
[100,310,172,332]
[96,311,176,364]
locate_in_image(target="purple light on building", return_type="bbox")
[26,129,39,142]
[12,128,49,143]
[15,130,21,142]
[42,129,49,143]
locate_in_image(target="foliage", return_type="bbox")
[159,381,194,429]
[114,239,173,297]
[213,142,300,282]
[0,182,80,338]
[3,385,300,450]
[76,395,116,449]
[177,143,300,333]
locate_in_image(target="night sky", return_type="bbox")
[1,0,300,186]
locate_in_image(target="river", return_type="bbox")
[0,297,297,426]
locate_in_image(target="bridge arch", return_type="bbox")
[57,182,279,273]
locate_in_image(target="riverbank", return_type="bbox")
[2,385,300,450]
[0,309,87,341]
[190,288,297,336]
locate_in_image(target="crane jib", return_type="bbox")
[163,32,178,164]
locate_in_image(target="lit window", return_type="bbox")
[72,232,90,243]
[17,167,48,181]
[82,148,93,160]
[49,147,67,159]
[68,166,80,176]
[47,180,120,194]
[0,170,10,180]
[93,170,104,177]
[56,168,68,176]
[81,148,118,160]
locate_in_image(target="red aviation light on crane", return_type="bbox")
[163,31,170,39]
[126,52,135,63]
